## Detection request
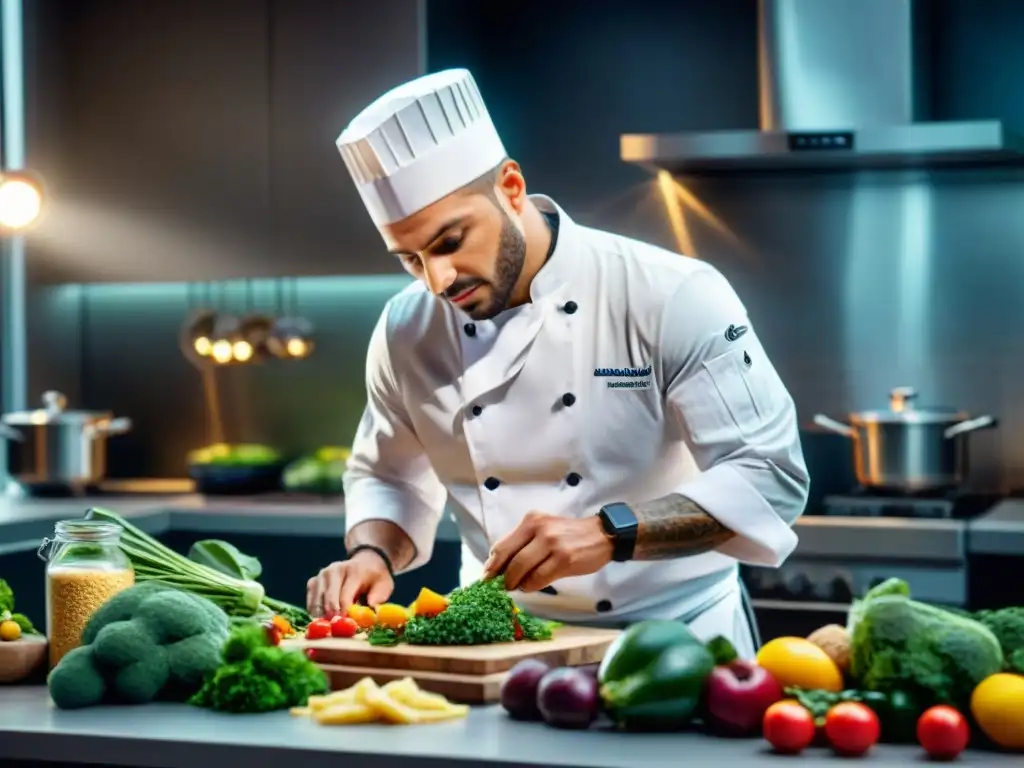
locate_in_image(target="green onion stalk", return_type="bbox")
[86,507,310,628]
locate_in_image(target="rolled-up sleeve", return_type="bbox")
[660,266,809,567]
[343,306,447,572]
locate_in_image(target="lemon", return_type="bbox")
[971,673,1024,750]
[756,636,844,692]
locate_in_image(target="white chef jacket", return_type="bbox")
[343,196,809,626]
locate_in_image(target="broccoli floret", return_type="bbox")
[190,660,288,713]
[250,645,329,703]
[46,645,107,709]
[222,622,267,663]
[972,607,1024,674]
[189,624,329,713]
[848,579,1004,711]
[48,583,230,709]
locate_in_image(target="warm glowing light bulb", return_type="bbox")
[211,339,233,364]
[232,340,253,362]
[193,336,212,356]
[0,178,42,229]
[286,337,308,357]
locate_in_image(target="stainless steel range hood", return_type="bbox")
[621,0,1024,174]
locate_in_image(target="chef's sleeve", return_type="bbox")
[659,265,809,567]
[343,308,447,572]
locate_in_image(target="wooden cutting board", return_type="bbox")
[284,625,621,676]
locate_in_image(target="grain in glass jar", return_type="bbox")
[38,519,134,668]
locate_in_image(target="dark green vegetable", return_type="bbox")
[189,623,328,713]
[188,539,262,581]
[598,620,715,731]
[367,627,401,646]
[401,576,555,645]
[785,686,920,743]
[971,607,1024,674]
[705,635,739,665]
[48,583,229,709]
[847,577,1004,711]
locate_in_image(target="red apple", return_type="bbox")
[704,659,785,736]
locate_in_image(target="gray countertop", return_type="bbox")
[0,686,1018,768]
[968,498,1024,555]
[0,480,1019,559]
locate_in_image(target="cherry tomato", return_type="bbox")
[305,648,321,662]
[305,618,331,640]
[917,705,969,761]
[763,701,817,754]
[330,615,359,638]
[825,701,881,757]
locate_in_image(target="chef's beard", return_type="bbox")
[449,209,527,321]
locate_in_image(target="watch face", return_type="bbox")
[604,503,637,532]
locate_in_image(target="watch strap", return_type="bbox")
[347,544,395,578]
[598,502,638,562]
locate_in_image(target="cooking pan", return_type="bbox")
[813,386,998,492]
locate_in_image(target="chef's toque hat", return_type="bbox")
[337,69,507,229]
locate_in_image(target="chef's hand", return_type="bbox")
[306,550,394,618]
[482,511,614,592]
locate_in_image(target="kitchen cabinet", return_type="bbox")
[24,0,419,284]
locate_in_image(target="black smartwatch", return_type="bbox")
[598,502,638,562]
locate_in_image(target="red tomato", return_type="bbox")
[330,615,359,638]
[917,705,969,761]
[825,702,881,757]
[305,618,331,640]
[763,701,817,754]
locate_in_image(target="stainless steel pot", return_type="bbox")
[812,386,998,492]
[1,391,132,487]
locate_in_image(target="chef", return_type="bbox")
[306,69,809,658]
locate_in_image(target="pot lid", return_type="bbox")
[848,387,969,425]
[1,391,113,426]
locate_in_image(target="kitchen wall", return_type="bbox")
[19,0,1024,490]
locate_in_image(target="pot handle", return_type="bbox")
[812,414,855,438]
[0,424,23,442]
[943,415,998,440]
[86,417,133,438]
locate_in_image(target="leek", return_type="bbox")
[86,507,307,626]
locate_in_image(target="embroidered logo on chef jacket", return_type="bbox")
[593,365,652,389]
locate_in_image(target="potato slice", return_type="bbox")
[314,702,380,725]
[289,706,311,717]
[350,676,381,704]
[364,686,468,724]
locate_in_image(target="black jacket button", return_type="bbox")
[463,323,477,337]
[561,392,576,407]
[596,599,613,613]
[471,405,483,417]
[566,472,582,487]
[484,476,500,491]
[563,301,578,314]
[539,585,558,595]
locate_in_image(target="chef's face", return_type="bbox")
[382,161,528,321]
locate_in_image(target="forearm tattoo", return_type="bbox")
[628,493,736,560]
[345,520,417,572]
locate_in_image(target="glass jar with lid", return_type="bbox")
[38,519,135,668]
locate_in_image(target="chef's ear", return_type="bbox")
[495,159,527,213]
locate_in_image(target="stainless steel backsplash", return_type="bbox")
[27,167,1024,491]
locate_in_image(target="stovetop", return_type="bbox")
[821,487,1009,520]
